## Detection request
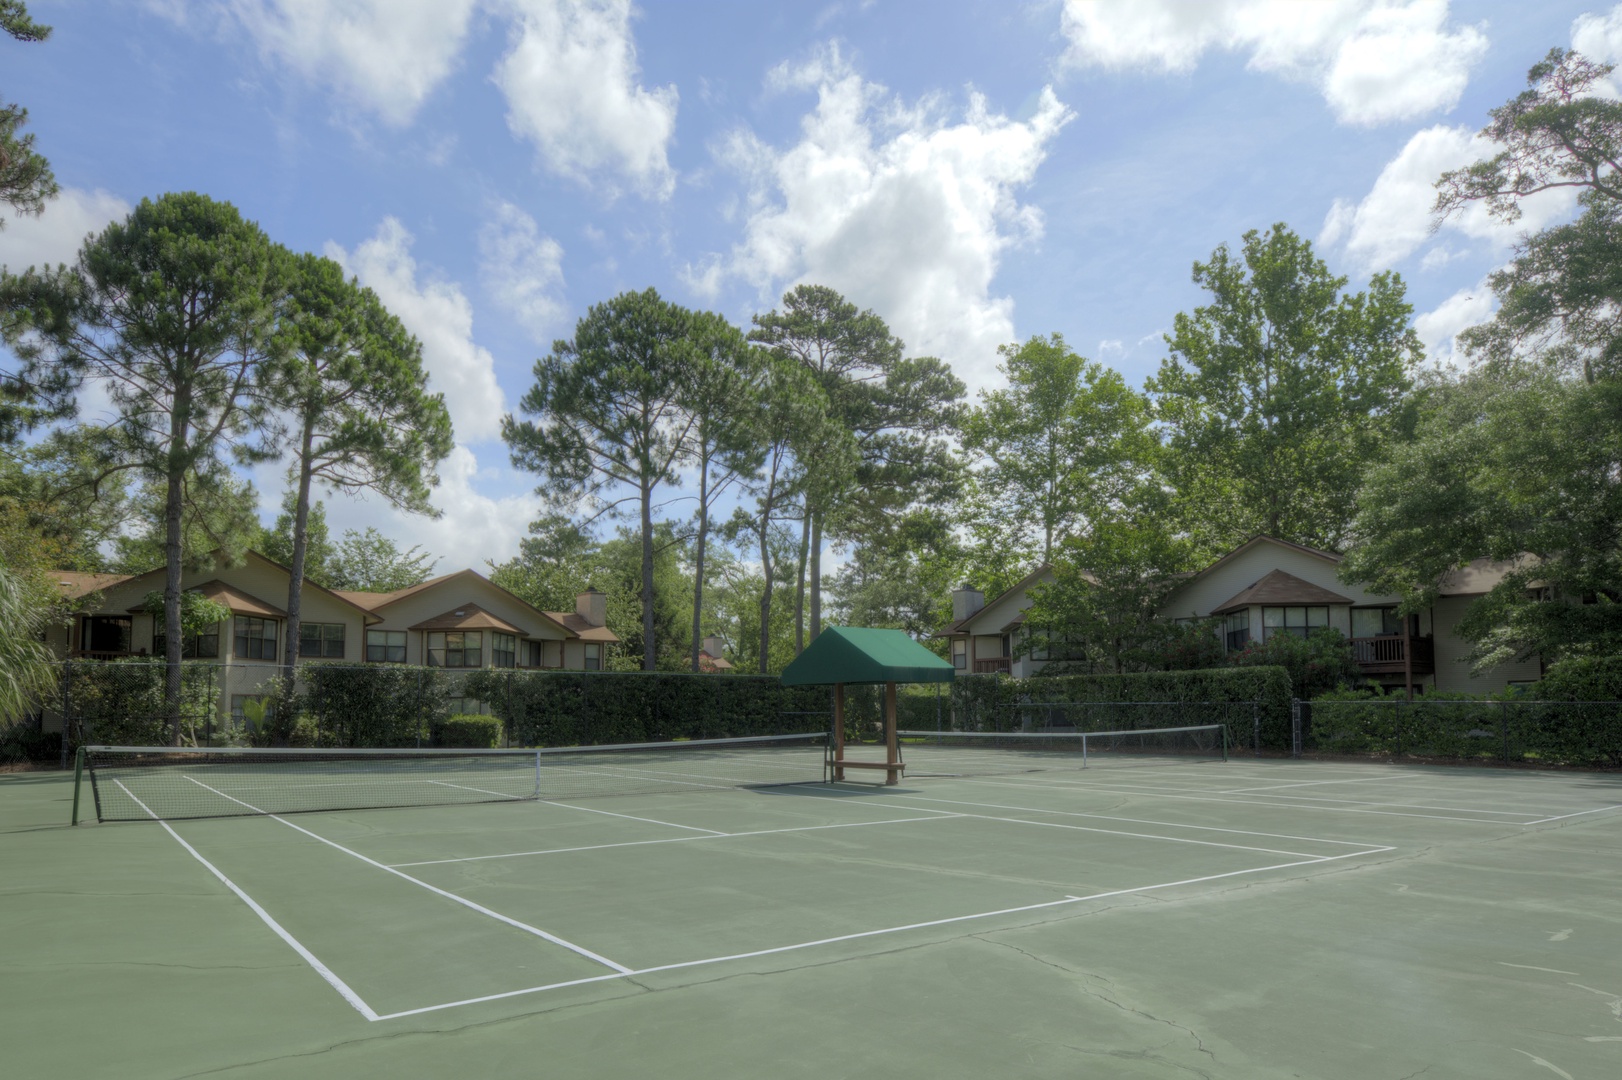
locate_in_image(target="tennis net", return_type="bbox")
[80,732,832,823]
[896,724,1227,778]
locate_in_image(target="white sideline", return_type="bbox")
[388,814,964,868]
[179,775,632,974]
[373,846,1393,1022]
[113,780,380,1021]
[1522,804,1622,824]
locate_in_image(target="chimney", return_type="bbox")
[576,588,607,627]
[701,635,725,658]
[951,584,985,622]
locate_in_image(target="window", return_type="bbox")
[584,642,602,671]
[299,622,345,659]
[234,617,278,660]
[522,640,543,667]
[154,626,220,659]
[951,638,967,669]
[427,631,482,668]
[1223,610,1250,652]
[1261,606,1329,641]
[1351,607,1404,638]
[1001,634,1012,658]
[447,698,488,716]
[83,616,132,655]
[366,630,406,663]
[542,640,563,668]
[492,632,516,669]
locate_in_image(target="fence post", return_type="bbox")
[59,661,72,769]
[1500,700,1510,762]
[1252,702,1260,755]
[1290,698,1301,759]
[1395,698,1403,758]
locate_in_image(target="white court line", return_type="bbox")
[113,780,379,1022]
[1219,775,1428,794]
[373,846,1391,1022]
[932,774,1543,825]
[426,780,528,800]
[1188,788,1541,817]
[547,801,729,835]
[1522,804,1622,825]
[763,788,1330,859]
[179,776,631,975]
[389,815,963,868]
[859,792,1386,849]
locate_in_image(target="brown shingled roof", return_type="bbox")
[408,603,528,635]
[544,611,620,643]
[1211,569,1351,615]
[54,572,131,602]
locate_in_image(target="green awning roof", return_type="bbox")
[779,626,955,686]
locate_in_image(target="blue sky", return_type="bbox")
[2,1,1613,572]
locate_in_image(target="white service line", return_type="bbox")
[372,846,1392,1022]
[546,801,729,835]
[425,780,527,800]
[1191,789,1540,817]
[179,775,631,975]
[113,780,379,1021]
[1219,774,1428,794]
[934,774,1539,825]
[389,815,963,868]
[871,792,1387,849]
[1521,804,1622,825]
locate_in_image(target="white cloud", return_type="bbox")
[315,446,540,572]
[1414,280,1494,366]
[324,218,506,445]
[1059,0,1487,126]
[1573,6,1622,73]
[696,44,1073,394]
[1318,124,1578,271]
[0,187,130,273]
[227,0,478,126]
[491,0,679,198]
[479,201,567,342]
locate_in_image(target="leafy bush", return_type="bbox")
[1228,627,1360,699]
[1535,655,1622,702]
[60,658,217,747]
[463,670,830,747]
[436,714,502,748]
[296,664,449,748]
[0,724,60,764]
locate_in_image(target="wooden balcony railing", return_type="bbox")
[973,657,1011,675]
[1350,635,1435,676]
[68,649,135,662]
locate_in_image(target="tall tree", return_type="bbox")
[1148,224,1422,556]
[0,563,55,731]
[0,193,285,743]
[111,469,260,575]
[0,1,57,228]
[1344,47,1622,669]
[826,507,965,649]
[680,312,765,671]
[270,252,452,684]
[258,492,337,586]
[962,333,1157,564]
[328,527,437,593]
[504,288,701,670]
[749,284,964,644]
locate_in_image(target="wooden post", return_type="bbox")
[833,683,846,782]
[884,681,899,786]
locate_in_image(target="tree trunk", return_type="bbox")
[282,420,316,687]
[758,509,774,675]
[809,513,823,641]
[690,455,710,673]
[164,462,185,747]
[641,481,656,671]
[792,512,810,654]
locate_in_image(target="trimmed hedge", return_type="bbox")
[58,659,218,747]
[435,714,502,749]
[296,664,451,748]
[930,666,1294,751]
[1536,656,1622,703]
[462,670,832,747]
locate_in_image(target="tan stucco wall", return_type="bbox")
[1430,596,1543,693]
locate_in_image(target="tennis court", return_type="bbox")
[4,737,1621,1079]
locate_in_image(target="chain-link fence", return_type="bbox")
[1294,698,1622,768]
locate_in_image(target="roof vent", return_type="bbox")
[454,609,466,617]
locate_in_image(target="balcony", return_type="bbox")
[973,657,1011,675]
[1350,635,1435,676]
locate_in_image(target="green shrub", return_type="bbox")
[0,724,61,764]
[1229,627,1361,699]
[60,658,217,747]
[1535,655,1622,702]
[296,665,449,747]
[436,713,502,748]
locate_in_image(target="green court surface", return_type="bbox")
[4,754,1621,1079]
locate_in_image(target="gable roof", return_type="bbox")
[781,626,955,686]
[941,563,1058,636]
[54,572,132,603]
[337,568,596,640]
[144,580,288,619]
[408,603,529,635]
[1210,569,1352,614]
[50,551,379,623]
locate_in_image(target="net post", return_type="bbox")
[1081,730,1089,769]
[1222,724,1230,762]
[70,745,85,826]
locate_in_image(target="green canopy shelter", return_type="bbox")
[780,626,954,785]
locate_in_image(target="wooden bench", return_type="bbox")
[831,759,905,772]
